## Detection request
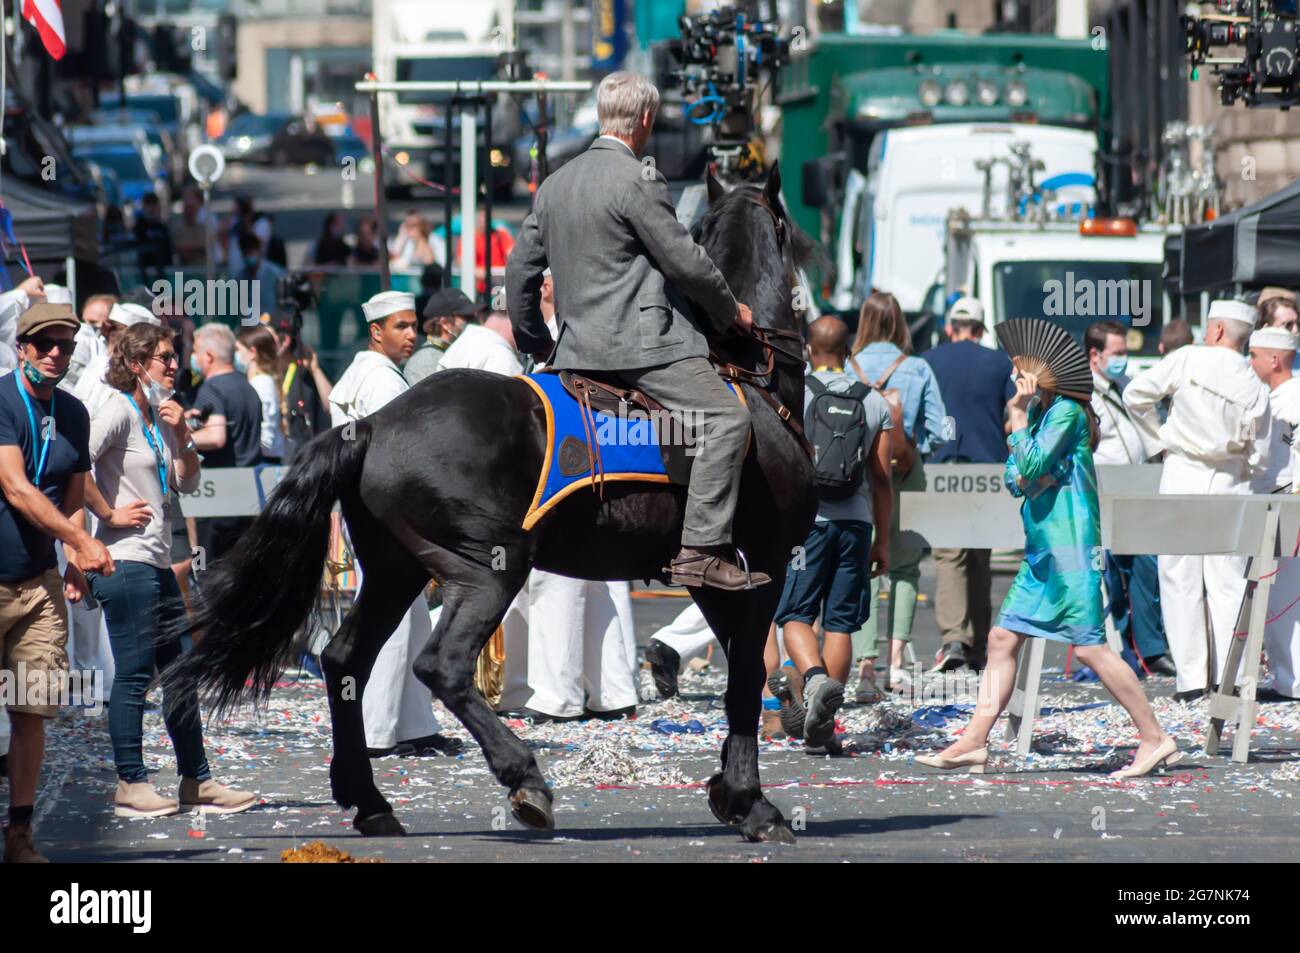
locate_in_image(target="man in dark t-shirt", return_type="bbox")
[187,323,263,563]
[922,298,1016,673]
[0,303,114,863]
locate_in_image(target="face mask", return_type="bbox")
[1105,355,1129,379]
[190,353,203,375]
[234,352,250,374]
[21,359,68,387]
[141,368,174,408]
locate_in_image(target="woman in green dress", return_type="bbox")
[917,370,1180,778]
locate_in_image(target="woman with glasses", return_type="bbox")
[80,323,255,818]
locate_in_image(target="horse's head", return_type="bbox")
[693,162,816,339]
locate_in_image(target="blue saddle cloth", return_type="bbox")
[517,371,673,530]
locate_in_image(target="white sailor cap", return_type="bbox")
[43,284,73,306]
[362,290,416,323]
[1250,327,1299,352]
[108,302,161,328]
[1207,298,1256,327]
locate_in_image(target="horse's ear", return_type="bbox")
[764,161,782,204]
[706,169,727,204]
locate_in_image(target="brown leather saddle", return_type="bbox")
[554,369,700,486]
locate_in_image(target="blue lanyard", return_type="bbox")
[14,372,54,489]
[123,394,168,496]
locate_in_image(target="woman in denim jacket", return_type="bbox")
[847,292,948,699]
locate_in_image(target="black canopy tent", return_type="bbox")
[1179,180,1300,294]
[0,174,99,265]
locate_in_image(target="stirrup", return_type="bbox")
[733,546,757,590]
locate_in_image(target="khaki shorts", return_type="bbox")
[0,569,70,718]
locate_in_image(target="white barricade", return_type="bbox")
[901,464,1300,762]
[177,466,286,518]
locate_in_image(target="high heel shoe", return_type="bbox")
[915,747,989,774]
[1110,736,1182,779]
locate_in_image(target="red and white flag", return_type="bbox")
[21,0,67,61]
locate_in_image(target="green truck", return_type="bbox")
[777,30,1112,319]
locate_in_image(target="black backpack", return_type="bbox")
[805,376,872,500]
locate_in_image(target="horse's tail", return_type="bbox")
[162,423,372,716]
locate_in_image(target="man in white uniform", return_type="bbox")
[435,311,524,377]
[1124,299,1273,700]
[329,290,461,757]
[456,281,639,721]
[73,303,160,415]
[1248,326,1300,701]
[1087,320,1173,676]
[0,277,46,375]
[64,294,115,389]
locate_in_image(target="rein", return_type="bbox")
[710,324,812,459]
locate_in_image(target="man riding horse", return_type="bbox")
[506,71,767,592]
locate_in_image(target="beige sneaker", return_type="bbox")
[114,780,181,818]
[179,778,256,815]
[4,823,49,863]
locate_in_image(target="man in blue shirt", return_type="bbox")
[923,297,1015,672]
[0,303,115,863]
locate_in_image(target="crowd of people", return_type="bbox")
[0,70,1297,860]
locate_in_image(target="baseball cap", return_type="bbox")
[946,296,984,323]
[422,287,482,324]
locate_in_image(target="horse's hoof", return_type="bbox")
[749,822,797,845]
[706,773,736,827]
[509,787,555,832]
[353,811,406,837]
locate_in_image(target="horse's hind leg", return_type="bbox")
[320,512,430,836]
[694,584,796,844]
[412,561,553,831]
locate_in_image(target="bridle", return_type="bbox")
[707,189,813,458]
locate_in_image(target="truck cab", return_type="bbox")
[372,0,516,199]
[831,122,1098,317]
[941,214,1170,374]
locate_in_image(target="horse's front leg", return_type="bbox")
[694,585,796,844]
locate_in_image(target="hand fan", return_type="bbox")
[994,317,1094,401]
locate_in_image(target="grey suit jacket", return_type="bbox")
[506,138,738,372]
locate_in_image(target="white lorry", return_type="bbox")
[831,122,1099,316]
[371,0,516,198]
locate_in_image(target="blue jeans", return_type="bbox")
[1103,552,1169,665]
[89,561,211,784]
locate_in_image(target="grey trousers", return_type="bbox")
[613,356,750,547]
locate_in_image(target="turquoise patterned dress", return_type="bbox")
[997,396,1106,646]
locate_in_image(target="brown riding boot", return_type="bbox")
[667,547,770,591]
[4,823,48,863]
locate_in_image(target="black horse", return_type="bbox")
[164,168,818,843]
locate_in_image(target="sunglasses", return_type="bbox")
[26,335,74,355]
[151,351,180,367]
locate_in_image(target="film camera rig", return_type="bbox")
[1183,0,1300,107]
[663,5,789,181]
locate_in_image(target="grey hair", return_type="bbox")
[596,71,660,138]
[194,322,236,364]
[1215,317,1253,349]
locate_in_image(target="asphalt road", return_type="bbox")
[22,563,1300,864]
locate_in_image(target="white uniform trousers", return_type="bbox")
[56,541,114,705]
[1264,555,1300,698]
[68,601,114,705]
[1157,455,1250,693]
[498,570,639,719]
[355,561,440,750]
[650,603,718,661]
